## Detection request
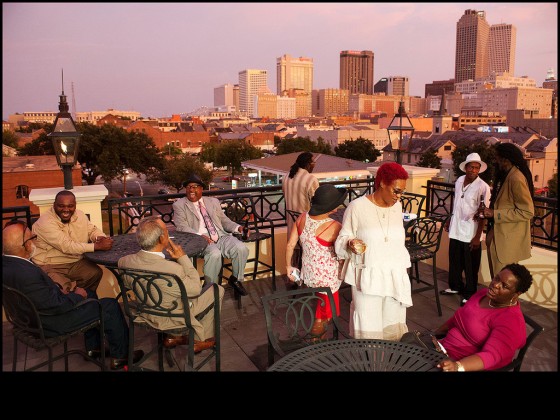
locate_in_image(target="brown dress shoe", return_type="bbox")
[193,337,216,354]
[163,334,189,349]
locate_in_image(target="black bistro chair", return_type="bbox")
[2,284,105,372]
[219,194,276,306]
[405,214,449,316]
[108,266,221,372]
[261,286,350,367]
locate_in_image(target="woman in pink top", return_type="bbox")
[285,184,347,338]
[434,263,533,371]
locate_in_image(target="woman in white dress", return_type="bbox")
[335,162,411,340]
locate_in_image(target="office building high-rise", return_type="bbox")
[340,50,374,94]
[455,9,490,83]
[277,54,313,116]
[489,23,516,76]
[387,76,409,97]
[214,83,236,108]
[238,69,268,118]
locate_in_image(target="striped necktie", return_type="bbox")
[199,201,219,242]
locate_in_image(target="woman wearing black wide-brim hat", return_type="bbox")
[285,184,347,338]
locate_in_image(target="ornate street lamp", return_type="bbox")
[386,99,414,165]
[49,71,81,189]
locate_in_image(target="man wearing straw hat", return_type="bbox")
[441,153,491,306]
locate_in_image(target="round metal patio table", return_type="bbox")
[83,231,207,267]
[268,339,445,372]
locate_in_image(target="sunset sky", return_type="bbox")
[3,2,557,119]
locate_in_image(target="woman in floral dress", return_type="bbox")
[286,184,347,336]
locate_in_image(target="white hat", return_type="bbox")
[459,153,487,173]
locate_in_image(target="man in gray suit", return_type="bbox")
[172,174,250,296]
[118,216,224,351]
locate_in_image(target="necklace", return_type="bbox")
[373,202,390,242]
[488,299,516,308]
[461,181,472,198]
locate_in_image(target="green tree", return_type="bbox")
[77,123,164,185]
[18,131,55,156]
[150,155,212,193]
[416,149,442,169]
[200,142,219,163]
[161,144,183,158]
[451,143,496,185]
[334,137,380,162]
[18,122,165,185]
[212,140,263,178]
[2,130,20,149]
[275,136,333,155]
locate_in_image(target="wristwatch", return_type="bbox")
[456,361,465,372]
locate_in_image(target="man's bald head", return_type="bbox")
[2,222,27,256]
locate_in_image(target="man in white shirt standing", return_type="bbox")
[172,174,249,296]
[441,153,491,306]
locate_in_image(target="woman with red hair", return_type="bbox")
[335,162,411,340]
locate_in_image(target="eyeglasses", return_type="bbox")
[3,219,36,246]
[186,184,202,190]
[391,188,406,196]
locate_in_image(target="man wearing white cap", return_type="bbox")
[441,153,491,306]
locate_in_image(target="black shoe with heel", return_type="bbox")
[228,275,248,296]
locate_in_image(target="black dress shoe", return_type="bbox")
[228,275,248,296]
[110,349,144,371]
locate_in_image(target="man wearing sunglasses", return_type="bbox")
[31,190,113,294]
[2,220,143,370]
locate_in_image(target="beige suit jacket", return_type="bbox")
[118,251,224,341]
[491,166,534,264]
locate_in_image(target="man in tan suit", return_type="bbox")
[118,216,224,353]
[481,143,535,279]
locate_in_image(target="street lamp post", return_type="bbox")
[49,70,81,190]
[386,99,415,165]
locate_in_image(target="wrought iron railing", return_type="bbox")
[425,180,558,251]
[2,177,556,251]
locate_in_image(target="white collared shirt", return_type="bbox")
[449,175,491,242]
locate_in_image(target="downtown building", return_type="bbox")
[340,50,374,94]
[276,54,313,117]
[238,69,269,118]
[455,9,517,83]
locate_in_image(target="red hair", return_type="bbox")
[374,162,409,189]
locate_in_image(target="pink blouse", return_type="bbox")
[440,288,526,370]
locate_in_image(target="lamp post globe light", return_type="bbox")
[48,71,81,190]
[386,99,414,165]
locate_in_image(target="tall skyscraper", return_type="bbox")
[214,83,236,107]
[277,54,313,116]
[340,50,374,94]
[455,9,490,83]
[238,69,268,118]
[489,23,516,76]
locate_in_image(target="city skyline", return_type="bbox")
[3,2,557,119]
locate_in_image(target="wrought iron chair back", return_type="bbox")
[405,214,450,316]
[400,192,426,217]
[495,313,544,372]
[2,284,105,371]
[108,266,221,372]
[261,287,350,367]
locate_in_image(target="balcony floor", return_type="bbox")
[3,262,557,373]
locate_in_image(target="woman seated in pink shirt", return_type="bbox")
[403,263,533,371]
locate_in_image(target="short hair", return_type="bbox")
[503,263,533,294]
[374,162,409,189]
[288,152,314,178]
[135,216,164,251]
[54,190,76,202]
